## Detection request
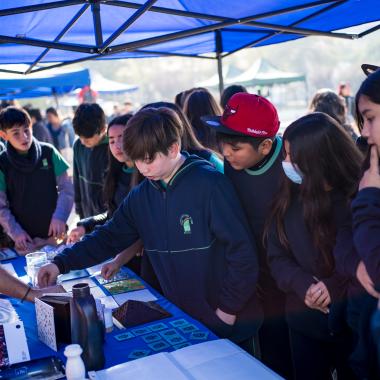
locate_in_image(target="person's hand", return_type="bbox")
[14,231,33,252]
[48,218,66,239]
[29,284,66,302]
[359,145,380,190]
[356,261,380,298]
[67,226,85,244]
[101,260,121,280]
[37,263,60,288]
[215,308,236,326]
[305,281,331,314]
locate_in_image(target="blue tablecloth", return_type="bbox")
[3,256,217,369]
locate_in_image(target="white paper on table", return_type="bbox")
[88,352,190,380]
[99,296,119,309]
[0,299,19,324]
[2,321,30,365]
[62,277,97,291]
[113,289,157,305]
[0,263,17,277]
[86,261,112,275]
[90,286,106,298]
[171,339,284,380]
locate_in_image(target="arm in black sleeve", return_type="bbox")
[73,145,83,218]
[53,192,139,274]
[77,211,109,234]
[352,187,380,288]
[209,176,258,315]
[267,223,314,301]
[333,205,360,279]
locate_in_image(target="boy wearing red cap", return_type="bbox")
[203,93,292,378]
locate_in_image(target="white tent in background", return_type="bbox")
[90,71,138,94]
[197,65,243,88]
[225,58,305,87]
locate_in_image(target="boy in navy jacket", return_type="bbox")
[203,93,292,378]
[72,103,109,218]
[39,107,262,343]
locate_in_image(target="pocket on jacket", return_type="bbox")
[200,304,234,339]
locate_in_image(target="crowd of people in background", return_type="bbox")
[0,64,379,380]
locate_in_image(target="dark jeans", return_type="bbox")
[289,328,356,380]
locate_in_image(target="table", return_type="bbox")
[3,255,217,369]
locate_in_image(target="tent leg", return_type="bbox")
[215,30,224,97]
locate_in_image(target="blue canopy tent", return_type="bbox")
[0,65,90,99]
[0,1,379,94]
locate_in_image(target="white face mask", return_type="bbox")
[282,161,303,184]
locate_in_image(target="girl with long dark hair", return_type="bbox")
[183,88,222,152]
[266,112,362,379]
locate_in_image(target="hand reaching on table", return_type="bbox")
[67,226,85,244]
[37,263,61,287]
[29,284,66,302]
[49,218,66,239]
[101,259,121,280]
[14,231,33,253]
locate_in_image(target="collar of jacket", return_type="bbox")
[149,151,212,191]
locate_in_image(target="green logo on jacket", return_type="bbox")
[180,214,193,235]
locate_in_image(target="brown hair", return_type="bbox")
[123,107,182,161]
[183,88,221,151]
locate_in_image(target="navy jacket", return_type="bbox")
[352,187,380,290]
[73,137,109,218]
[267,190,349,339]
[54,155,261,341]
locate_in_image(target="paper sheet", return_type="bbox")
[171,339,284,380]
[113,289,157,305]
[88,352,189,380]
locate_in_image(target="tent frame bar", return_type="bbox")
[91,0,104,46]
[98,0,157,54]
[0,0,377,73]
[215,30,224,96]
[108,0,341,25]
[0,0,357,58]
[0,0,84,16]
[25,3,90,74]
[223,0,347,57]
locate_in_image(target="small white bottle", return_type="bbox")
[64,344,86,380]
[104,307,114,333]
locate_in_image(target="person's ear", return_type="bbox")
[0,130,8,141]
[168,142,180,157]
[258,139,273,155]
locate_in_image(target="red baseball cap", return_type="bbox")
[202,93,280,138]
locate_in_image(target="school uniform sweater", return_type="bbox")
[350,187,380,378]
[224,137,284,306]
[352,187,380,290]
[54,154,261,341]
[0,142,70,238]
[73,136,109,218]
[77,166,135,233]
[267,190,349,339]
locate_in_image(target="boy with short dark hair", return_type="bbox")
[202,93,293,378]
[72,103,109,218]
[0,106,73,252]
[39,107,262,343]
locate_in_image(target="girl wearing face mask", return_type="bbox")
[265,112,362,380]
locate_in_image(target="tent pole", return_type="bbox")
[215,31,224,97]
